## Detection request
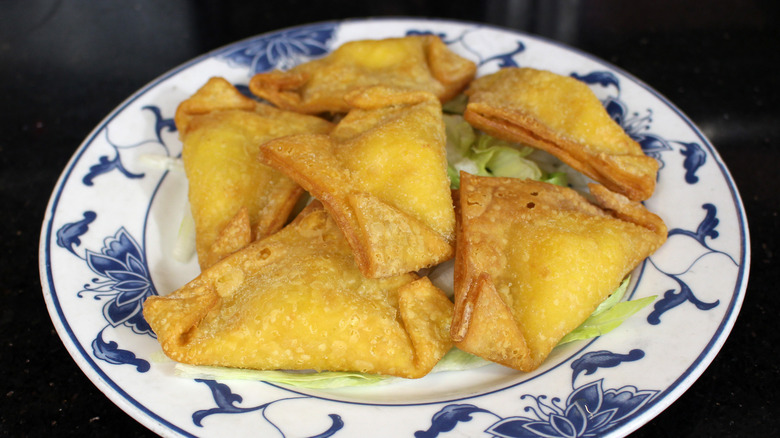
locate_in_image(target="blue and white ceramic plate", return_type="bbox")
[39,18,750,437]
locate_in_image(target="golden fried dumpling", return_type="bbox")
[248,35,476,114]
[451,173,667,371]
[143,202,454,379]
[176,77,333,269]
[463,67,659,201]
[259,87,456,278]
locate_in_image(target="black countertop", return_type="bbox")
[2,1,778,436]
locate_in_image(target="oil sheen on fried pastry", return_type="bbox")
[259,87,456,278]
[142,202,454,379]
[248,35,476,114]
[451,173,667,372]
[175,77,333,270]
[463,67,659,201]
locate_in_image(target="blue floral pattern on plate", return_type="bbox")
[39,19,748,438]
[217,23,336,74]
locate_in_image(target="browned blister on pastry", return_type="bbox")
[175,77,333,269]
[248,35,476,114]
[452,172,666,371]
[259,87,455,278]
[463,67,659,201]
[143,202,454,379]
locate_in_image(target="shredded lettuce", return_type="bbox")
[443,114,566,189]
[138,154,184,173]
[471,143,542,181]
[173,347,489,389]
[442,93,469,114]
[431,347,490,372]
[444,113,476,160]
[541,171,568,186]
[172,205,196,262]
[139,154,195,262]
[558,277,656,345]
[446,165,462,188]
[174,364,395,388]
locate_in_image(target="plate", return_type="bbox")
[39,18,749,437]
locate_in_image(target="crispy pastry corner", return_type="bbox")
[463,67,659,201]
[248,35,476,114]
[452,172,666,371]
[143,202,453,379]
[175,77,333,269]
[259,87,456,278]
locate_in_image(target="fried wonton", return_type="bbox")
[143,202,454,379]
[248,35,477,114]
[463,67,659,201]
[451,173,667,371]
[259,87,456,278]
[175,77,333,269]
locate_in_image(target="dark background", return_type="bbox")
[2,0,777,436]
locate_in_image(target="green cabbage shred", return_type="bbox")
[443,113,568,189]
[558,277,656,345]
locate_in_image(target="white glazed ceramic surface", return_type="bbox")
[39,18,749,438]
